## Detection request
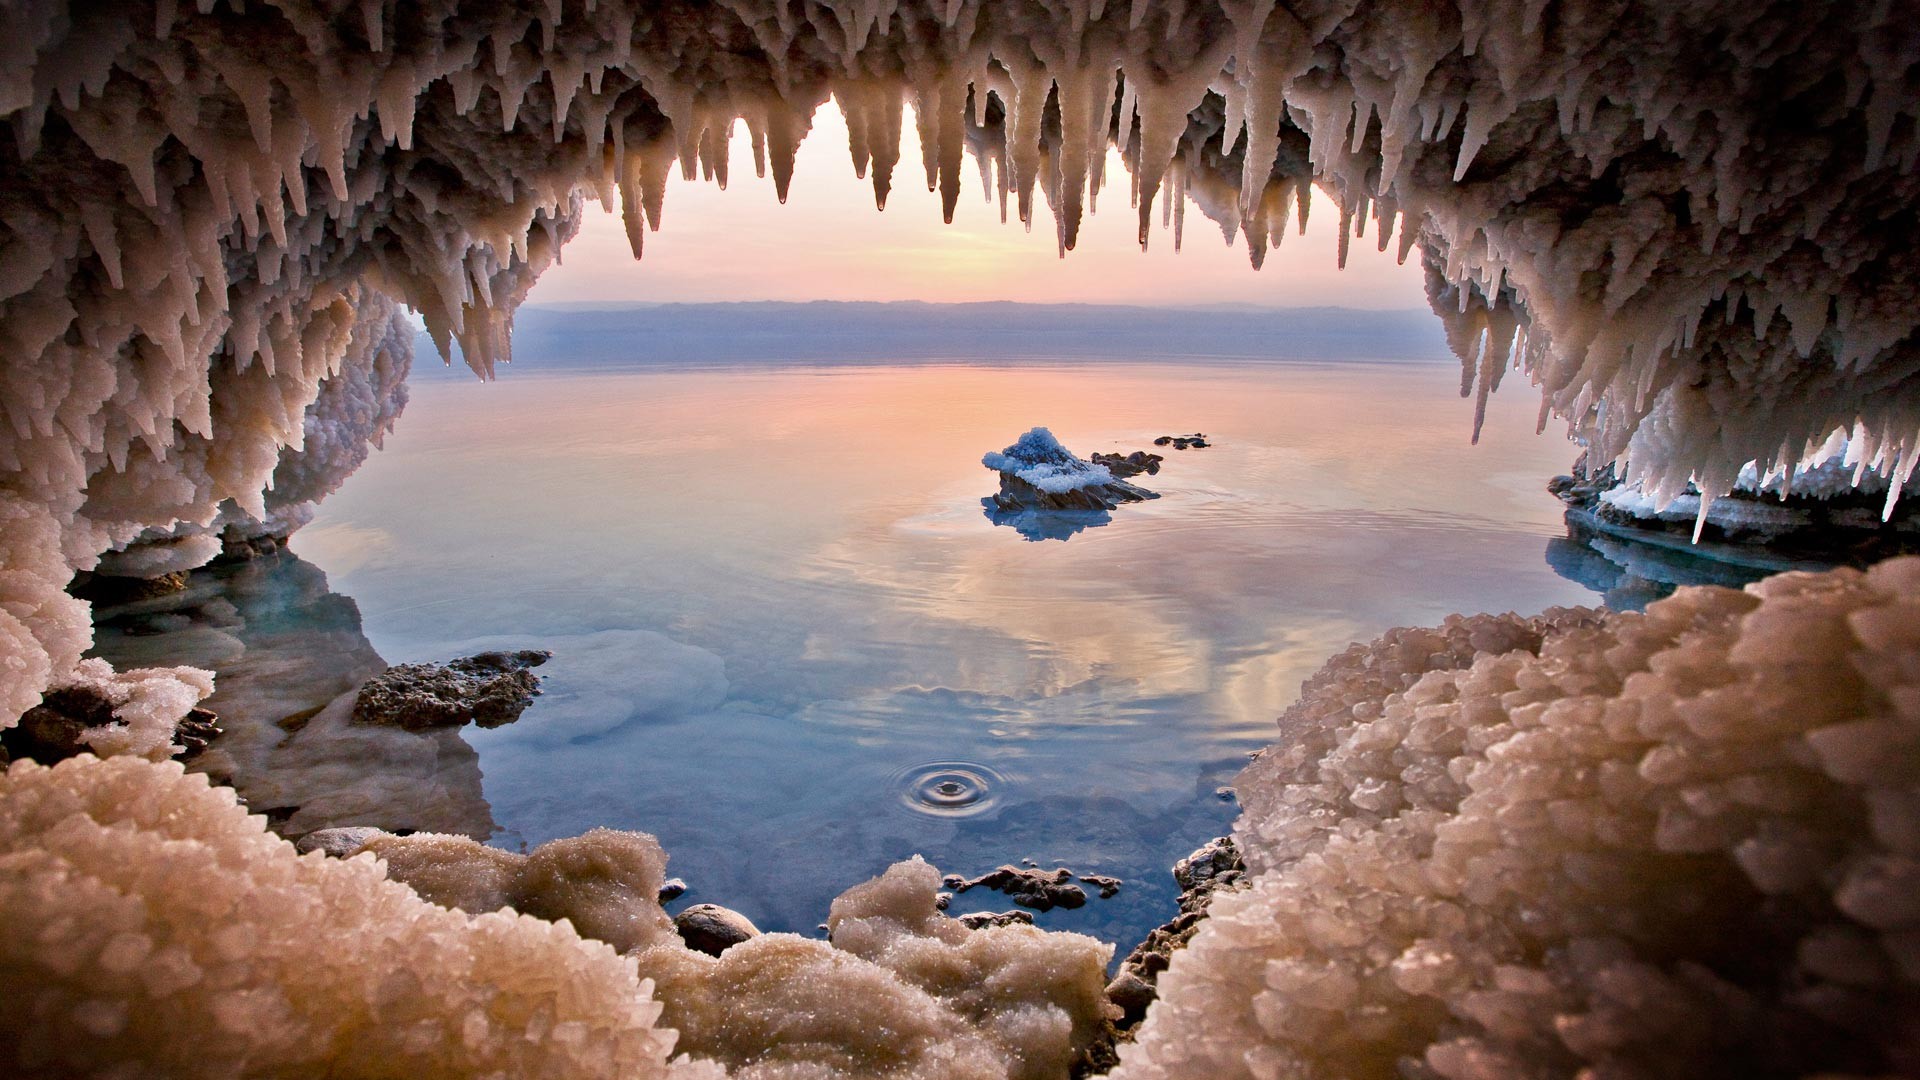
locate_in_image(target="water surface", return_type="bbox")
[292,358,1602,948]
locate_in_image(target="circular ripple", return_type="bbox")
[894,762,1006,818]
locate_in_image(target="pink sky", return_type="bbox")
[529,102,1427,309]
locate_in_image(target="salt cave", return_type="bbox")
[3,0,1920,1077]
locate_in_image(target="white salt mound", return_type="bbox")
[369,833,1115,1078]
[1117,557,1920,1079]
[363,828,680,953]
[0,755,682,1078]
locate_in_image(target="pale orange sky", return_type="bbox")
[530,101,1427,308]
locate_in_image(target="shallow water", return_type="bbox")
[247,356,1626,950]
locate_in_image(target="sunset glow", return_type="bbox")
[529,102,1429,308]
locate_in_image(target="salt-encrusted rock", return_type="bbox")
[1554,449,1920,558]
[948,865,1090,911]
[351,650,551,730]
[1077,873,1123,899]
[0,686,106,765]
[673,904,762,956]
[1171,837,1244,895]
[984,428,1157,513]
[957,909,1037,930]
[657,877,687,902]
[0,659,214,765]
[296,826,388,858]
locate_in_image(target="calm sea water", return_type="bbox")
[269,356,1619,950]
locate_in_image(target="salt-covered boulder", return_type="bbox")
[983,429,1157,513]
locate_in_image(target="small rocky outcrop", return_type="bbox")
[172,708,222,760]
[1107,836,1249,1030]
[1089,451,1162,478]
[956,909,1036,929]
[983,428,1157,513]
[1077,873,1122,899]
[351,650,551,730]
[657,877,688,902]
[943,865,1089,911]
[1151,433,1209,450]
[674,903,761,956]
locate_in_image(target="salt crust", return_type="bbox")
[1116,558,1920,1079]
[0,755,683,1078]
[369,835,1116,1078]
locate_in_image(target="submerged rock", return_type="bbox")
[673,903,761,956]
[983,428,1157,514]
[351,650,551,730]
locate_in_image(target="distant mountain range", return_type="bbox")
[414,301,1452,376]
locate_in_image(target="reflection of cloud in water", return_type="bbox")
[87,554,497,839]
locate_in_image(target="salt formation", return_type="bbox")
[370,832,1115,1078]
[0,656,212,763]
[363,828,682,953]
[984,428,1156,512]
[1116,560,1920,1079]
[0,755,684,1078]
[4,0,1920,1075]
[1557,438,1920,555]
[637,856,1112,1079]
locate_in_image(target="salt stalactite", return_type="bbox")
[94,289,415,575]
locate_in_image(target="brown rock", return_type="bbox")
[674,903,760,956]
